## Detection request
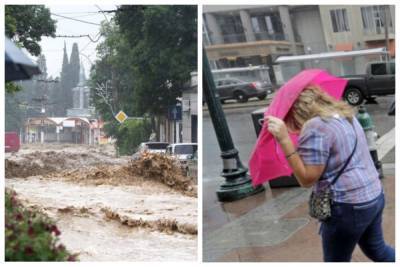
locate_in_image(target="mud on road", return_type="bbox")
[5,144,197,261]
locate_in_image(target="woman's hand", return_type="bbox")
[266,116,290,143]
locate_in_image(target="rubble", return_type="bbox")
[101,207,197,235]
[129,152,197,197]
[6,147,197,197]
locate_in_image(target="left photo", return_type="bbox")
[5,5,198,261]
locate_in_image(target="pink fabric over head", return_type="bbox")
[249,69,348,186]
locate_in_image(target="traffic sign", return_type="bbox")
[115,110,128,124]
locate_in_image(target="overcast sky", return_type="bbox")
[38,4,116,78]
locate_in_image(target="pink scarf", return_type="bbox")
[249,69,348,186]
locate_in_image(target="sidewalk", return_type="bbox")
[203,165,395,262]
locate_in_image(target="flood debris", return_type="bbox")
[6,146,197,197]
[101,207,197,235]
[129,152,197,197]
[5,144,197,261]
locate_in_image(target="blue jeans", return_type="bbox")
[320,192,395,262]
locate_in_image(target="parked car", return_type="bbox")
[214,78,271,103]
[342,61,395,105]
[132,142,169,160]
[5,132,20,153]
[166,143,198,164]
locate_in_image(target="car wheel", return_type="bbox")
[344,88,364,106]
[234,91,248,103]
[258,95,267,100]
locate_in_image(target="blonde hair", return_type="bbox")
[285,85,355,131]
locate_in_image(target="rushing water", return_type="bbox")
[6,177,197,261]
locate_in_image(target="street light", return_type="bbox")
[203,49,265,202]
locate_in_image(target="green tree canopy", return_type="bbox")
[89,5,197,154]
[5,5,56,56]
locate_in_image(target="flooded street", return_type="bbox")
[5,144,197,261]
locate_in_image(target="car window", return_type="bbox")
[147,143,168,149]
[390,62,395,75]
[371,63,387,75]
[174,145,197,155]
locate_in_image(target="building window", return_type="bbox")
[216,14,245,43]
[330,9,350,32]
[361,6,392,35]
[249,14,284,41]
[251,17,261,33]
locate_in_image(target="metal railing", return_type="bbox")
[204,31,288,45]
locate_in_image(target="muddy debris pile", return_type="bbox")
[5,151,64,178]
[101,207,197,235]
[52,152,196,197]
[129,152,197,197]
[57,165,143,186]
[5,149,126,179]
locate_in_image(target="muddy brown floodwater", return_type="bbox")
[5,144,197,261]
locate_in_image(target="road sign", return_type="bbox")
[115,110,128,124]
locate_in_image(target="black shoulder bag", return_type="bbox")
[308,122,358,221]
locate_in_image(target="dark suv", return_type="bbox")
[215,78,271,103]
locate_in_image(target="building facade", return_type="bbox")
[182,72,198,143]
[203,5,395,80]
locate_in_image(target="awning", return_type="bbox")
[275,47,387,63]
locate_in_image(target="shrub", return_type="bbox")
[103,118,152,156]
[5,189,77,261]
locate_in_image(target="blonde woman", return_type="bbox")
[266,86,394,262]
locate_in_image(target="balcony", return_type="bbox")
[363,26,395,42]
[204,31,288,46]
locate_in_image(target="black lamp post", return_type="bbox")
[203,49,265,202]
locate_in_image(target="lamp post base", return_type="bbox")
[217,174,265,202]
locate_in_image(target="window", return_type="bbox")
[251,17,261,33]
[361,6,392,34]
[390,62,395,75]
[371,63,387,75]
[265,16,275,35]
[330,9,350,32]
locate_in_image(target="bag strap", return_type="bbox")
[330,120,358,186]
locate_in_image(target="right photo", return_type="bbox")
[202,5,395,262]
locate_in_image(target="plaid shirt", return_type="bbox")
[297,115,382,204]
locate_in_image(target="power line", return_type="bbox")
[55,34,101,42]
[55,11,99,15]
[81,32,101,52]
[51,13,101,26]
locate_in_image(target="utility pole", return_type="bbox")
[382,5,390,62]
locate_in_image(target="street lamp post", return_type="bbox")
[203,49,265,202]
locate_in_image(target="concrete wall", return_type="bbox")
[182,90,198,143]
[319,5,368,50]
[292,7,327,54]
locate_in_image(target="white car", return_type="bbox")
[166,143,198,164]
[132,142,169,159]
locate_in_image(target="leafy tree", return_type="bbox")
[5,5,56,94]
[5,5,56,56]
[89,6,197,154]
[115,5,197,115]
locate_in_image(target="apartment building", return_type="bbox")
[203,5,395,79]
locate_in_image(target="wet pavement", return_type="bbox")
[203,95,395,262]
